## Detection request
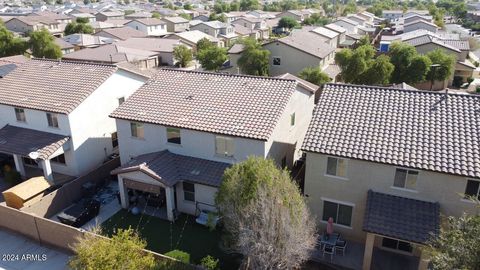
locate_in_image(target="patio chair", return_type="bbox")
[335,240,347,256]
[315,237,324,250]
[323,244,335,262]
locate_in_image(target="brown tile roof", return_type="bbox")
[275,31,336,59]
[62,44,158,63]
[302,83,480,178]
[0,59,117,114]
[111,150,230,187]
[132,18,166,26]
[115,37,182,53]
[276,73,318,93]
[95,27,147,40]
[110,69,297,140]
[8,16,58,26]
[0,125,70,160]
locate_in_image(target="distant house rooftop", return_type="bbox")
[95,26,147,40]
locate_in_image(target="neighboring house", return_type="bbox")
[0,55,29,78]
[5,16,62,37]
[382,10,403,21]
[262,31,336,76]
[166,30,223,50]
[161,16,189,33]
[28,11,72,24]
[332,18,359,34]
[54,37,75,55]
[192,14,209,22]
[110,69,317,221]
[403,19,438,33]
[222,12,244,23]
[232,23,259,40]
[0,59,146,183]
[124,12,152,20]
[190,20,238,46]
[95,11,124,22]
[232,17,269,40]
[71,13,96,23]
[310,26,339,48]
[276,10,305,22]
[63,33,115,50]
[403,14,433,25]
[324,23,347,47]
[115,37,186,66]
[125,18,168,36]
[302,83,479,270]
[95,26,147,40]
[62,44,160,69]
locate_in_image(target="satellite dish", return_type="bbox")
[28,151,39,160]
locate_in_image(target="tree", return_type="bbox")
[363,55,395,85]
[69,228,156,270]
[303,14,330,26]
[196,37,213,51]
[0,25,28,57]
[215,157,317,269]
[230,1,240,11]
[152,12,161,19]
[209,13,227,23]
[299,67,331,85]
[425,212,480,270]
[389,42,431,84]
[64,18,94,35]
[425,49,456,82]
[173,45,193,67]
[197,44,228,71]
[183,2,192,10]
[29,29,62,59]
[237,38,270,76]
[357,35,370,47]
[278,17,299,29]
[239,0,259,11]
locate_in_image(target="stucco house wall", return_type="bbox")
[263,42,322,76]
[125,21,167,36]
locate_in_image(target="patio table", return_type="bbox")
[320,233,339,246]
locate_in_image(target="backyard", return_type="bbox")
[101,209,242,269]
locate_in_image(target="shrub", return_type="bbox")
[164,250,190,264]
[467,77,474,85]
[452,76,463,88]
[476,86,480,93]
[200,255,219,270]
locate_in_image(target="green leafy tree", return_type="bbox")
[389,42,431,84]
[230,1,240,11]
[278,17,299,29]
[164,250,190,263]
[183,2,192,10]
[29,29,62,59]
[299,67,331,85]
[152,12,161,19]
[357,35,370,47]
[208,13,227,23]
[200,255,219,270]
[237,38,270,76]
[425,49,456,82]
[173,45,193,67]
[69,228,156,270]
[196,37,213,51]
[342,0,357,15]
[215,157,317,269]
[0,25,28,57]
[303,14,331,26]
[64,18,94,35]
[239,0,260,11]
[425,212,480,270]
[362,55,395,85]
[335,45,374,83]
[279,0,298,11]
[197,44,228,71]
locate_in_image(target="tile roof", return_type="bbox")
[363,190,440,244]
[131,18,166,26]
[404,19,438,28]
[115,37,183,53]
[276,31,336,59]
[162,16,189,24]
[405,35,462,53]
[0,59,117,114]
[203,20,229,29]
[172,30,219,44]
[62,44,158,63]
[276,73,318,93]
[110,69,297,140]
[8,15,58,26]
[95,27,147,40]
[311,26,339,39]
[63,33,114,47]
[0,125,70,160]
[324,23,347,33]
[111,150,230,187]
[302,83,480,178]
[54,37,74,50]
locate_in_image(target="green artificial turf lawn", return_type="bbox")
[101,209,241,269]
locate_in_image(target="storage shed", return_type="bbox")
[2,177,52,209]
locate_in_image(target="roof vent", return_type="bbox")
[185,95,194,100]
[190,169,200,175]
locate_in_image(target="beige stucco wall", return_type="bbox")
[176,182,218,215]
[304,152,479,244]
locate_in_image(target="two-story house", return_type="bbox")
[161,16,190,33]
[110,69,317,221]
[0,59,146,184]
[5,16,62,37]
[95,11,125,22]
[125,18,168,37]
[232,17,270,40]
[302,83,479,270]
[190,20,238,46]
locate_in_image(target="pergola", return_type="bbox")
[0,125,70,182]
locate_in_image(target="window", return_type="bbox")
[326,157,347,178]
[15,108,26,122]
[290,113,295,126]
[46,113,59,128]
[111,132,118,148]
[118,97,125,105]
[273,57,281,66]
[393,169,418,190]
[183,182,195,202]
[51,154,66,164]
[322,200,353,227]
[166,128,181,144]
[23,157,36,166]
[130,122,144,139]
[215,136,235,157]
[464,179,480,200]
[382,237,413,253]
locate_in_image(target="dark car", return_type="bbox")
[57,199,101,228]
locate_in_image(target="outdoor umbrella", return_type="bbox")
[327,217,334,235]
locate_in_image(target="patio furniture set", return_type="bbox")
[317,232,348,262]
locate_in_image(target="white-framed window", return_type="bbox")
[322,200,353,227]
[118,97,125,105]
[290,112,295,126]
[326,157,347,178]
[183,182,195,202]
[464,179,480,200]
[382,237,413,253]
[215,136,235,157]
[14,108,26,122]
[393,168,418,190]
[166,127,181,144]
[273,57,281,66]
[130,122,144,139]
[46,112,59,128]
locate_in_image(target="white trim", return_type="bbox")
[390,186,418,193]
[320,197,355,228]
[325,156,348,179]
[393,167,419,190]
[320,197,355,207]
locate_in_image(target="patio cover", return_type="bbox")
[111,150,230,187]
[0,125,70,160]
[363,190,440,244]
